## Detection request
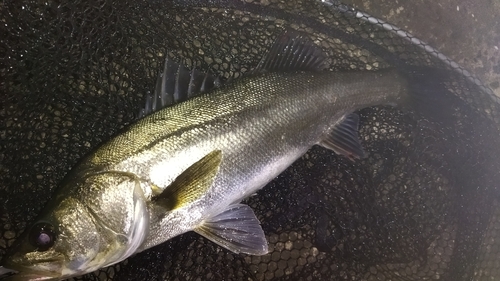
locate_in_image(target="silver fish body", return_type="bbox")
[103,69,407,249]
[1,33,410,280]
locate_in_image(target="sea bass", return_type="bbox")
[1,32,412,280]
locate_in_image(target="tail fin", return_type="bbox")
[397,65,467,123]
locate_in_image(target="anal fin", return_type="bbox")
[319,113,365,161]
[195,204,268,255]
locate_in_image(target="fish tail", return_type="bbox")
[397,65,464,122]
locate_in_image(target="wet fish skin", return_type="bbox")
[1,34,410,280]
[119,69,408,250]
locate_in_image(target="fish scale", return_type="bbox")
[2,32,412,280]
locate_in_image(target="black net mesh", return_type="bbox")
[1,0,500,280]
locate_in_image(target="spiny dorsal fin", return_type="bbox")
[138,57,221,119]
[319,113,365,161]
[254,31,329,73]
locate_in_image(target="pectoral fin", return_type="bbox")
[319,113,365,161]
[195,204,268,255]
[153,150,222,210]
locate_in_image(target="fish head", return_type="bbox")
[2,172,149,280]
[3,195,111,280]
[1,197,106,280]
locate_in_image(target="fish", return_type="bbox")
[1,31,414,280]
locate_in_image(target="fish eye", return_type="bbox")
[29,222,56,251]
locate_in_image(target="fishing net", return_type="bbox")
[1,0,500,280]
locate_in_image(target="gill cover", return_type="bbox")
[81,172,149,268]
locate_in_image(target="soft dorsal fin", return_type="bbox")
[254,31,329,73]
[138,57,221,118]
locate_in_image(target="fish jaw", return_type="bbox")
[1,252,64,281]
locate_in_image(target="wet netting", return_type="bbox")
[1,0,500,280]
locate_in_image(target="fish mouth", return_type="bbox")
[0,267,59,281]
[1,258,62,281]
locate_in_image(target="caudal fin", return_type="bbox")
[398,65,466,123]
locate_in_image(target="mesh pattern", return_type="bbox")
[1,0,500,280]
